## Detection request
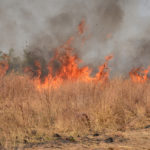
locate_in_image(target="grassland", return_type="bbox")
[0,73,150,149]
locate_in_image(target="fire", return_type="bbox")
[24,19,150,90]
[24,34,113,90]
[106,33,112,39]
[78,19,91,47]
[129,67,150,83]
[30,52,113,90]
[1,19,150,90]
[78,19,87,35]
[23,20,113,90]
[95,55,113,83]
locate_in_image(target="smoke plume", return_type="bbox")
[0,0,150,76]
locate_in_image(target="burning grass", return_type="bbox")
[0,19,150,149]
[0,73,150,148]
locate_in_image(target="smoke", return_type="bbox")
[0,0,150,76]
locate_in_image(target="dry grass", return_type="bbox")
[0,73,150,148]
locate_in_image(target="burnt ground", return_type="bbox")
[12,127,150,150]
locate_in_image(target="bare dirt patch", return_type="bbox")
[20,128,150,150]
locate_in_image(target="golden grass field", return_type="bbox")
[0,73,150,149]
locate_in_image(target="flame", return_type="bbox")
[22,19,150,90]
[22,20,114,90]
[106,33,112,39]
[78,19,87,35]
[31,53,113,90]
[0,21,149,87]
[25,34,113,90]
[129,67,150,83]
[95,55,113,83]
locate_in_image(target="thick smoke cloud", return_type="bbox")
[0,0,150,75]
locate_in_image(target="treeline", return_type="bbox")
[0,49,44,74]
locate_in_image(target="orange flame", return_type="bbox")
[25,35,113,90]
[106,33,112,39]
[95,55,113,83]
[129,67,150,83]
[1,20,150,89]
[23,20,114,90]
[78,19,87,35]
[23,19,150,90]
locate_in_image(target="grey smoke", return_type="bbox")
[0,0,150,76]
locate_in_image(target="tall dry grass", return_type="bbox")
[0,73,150,148]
